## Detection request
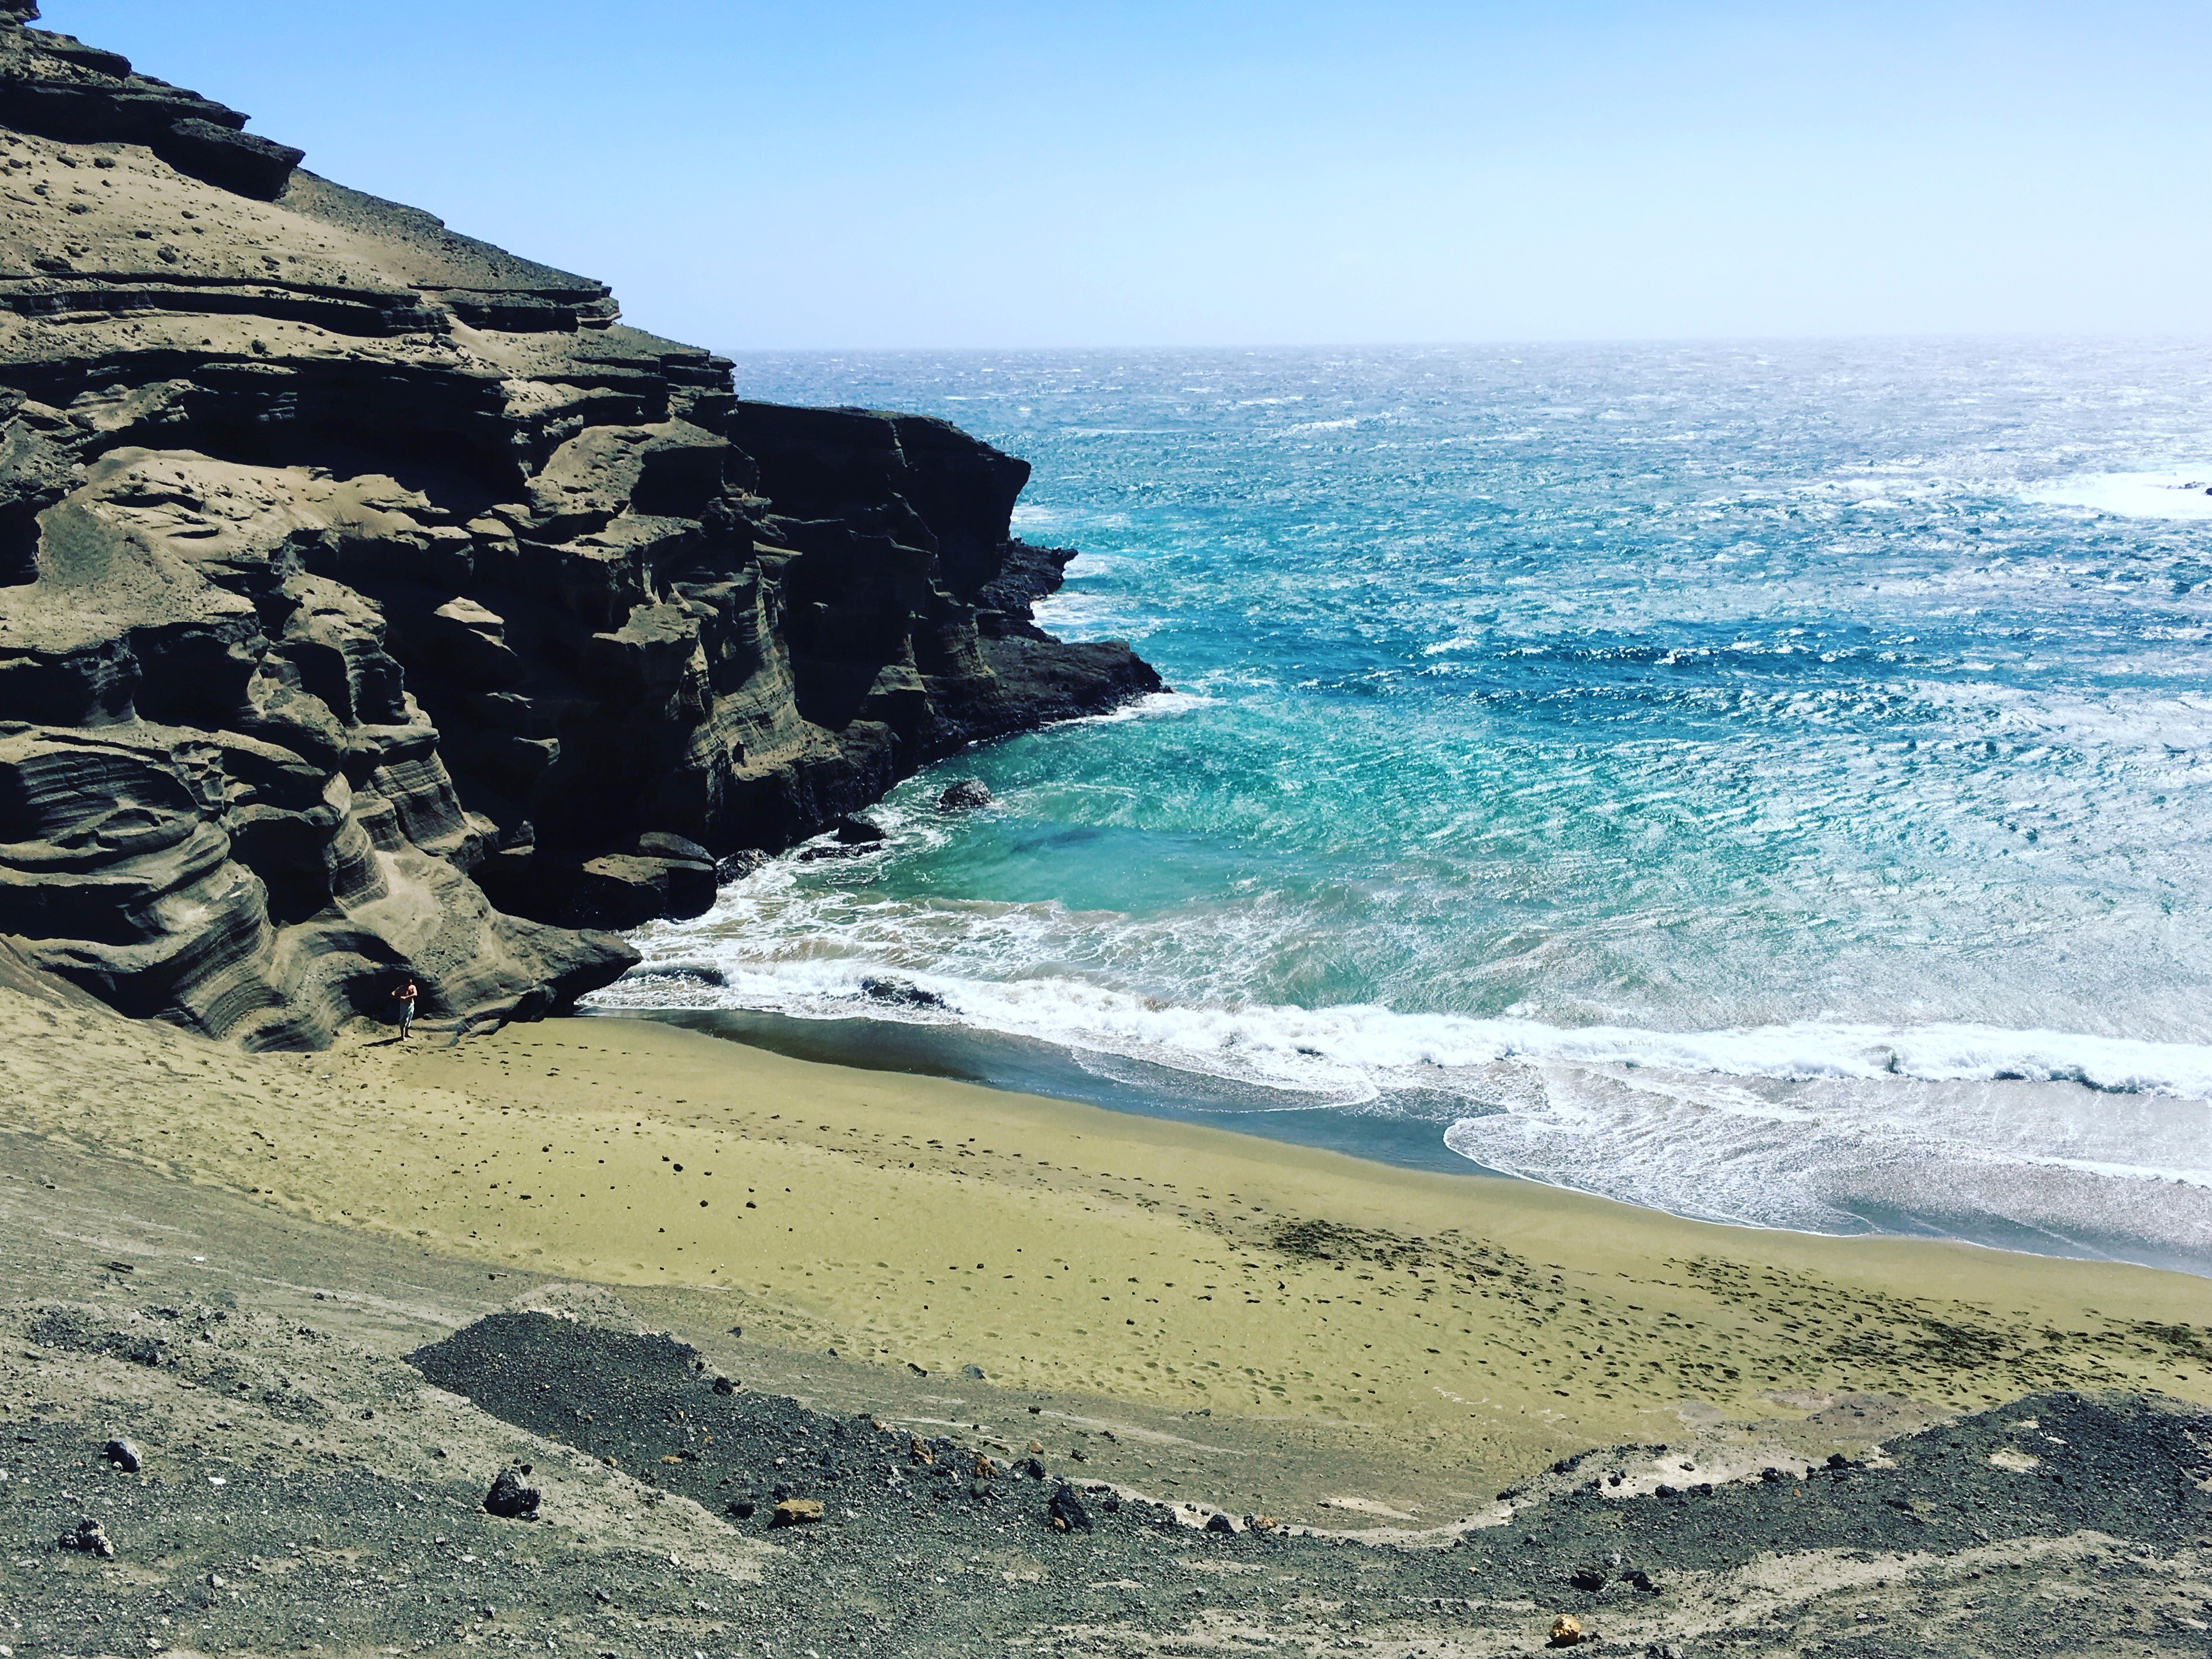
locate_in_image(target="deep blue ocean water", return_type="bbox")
[590,341,2212,1273]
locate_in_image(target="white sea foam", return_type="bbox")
[1442,1062,2212,1257]
[593,927,2212,1102]
[2021,470,2212,521]
[590,928,2212,1258]
[1064,690,1217,726]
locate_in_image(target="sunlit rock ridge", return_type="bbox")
[0,2,1158,1047]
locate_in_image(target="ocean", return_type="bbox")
[586,340,2212,1275]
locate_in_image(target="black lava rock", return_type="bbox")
[399,1314,2212,1659]
[935,779,994,812]
[636,830,712,864]
[483,1469,539,1519]
[861,976,947,1010]
[715,850,769,884]
[1048,1483,1093,1533]
[58,1518,114,1558]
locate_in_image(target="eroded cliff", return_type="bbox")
[0,5,1158,1047]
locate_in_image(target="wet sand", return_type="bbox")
[7,987,2207,1501]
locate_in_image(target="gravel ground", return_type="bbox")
[8,1298,2208,1658]
[405,1312,2212,1656]
[5,1135,2211,1657]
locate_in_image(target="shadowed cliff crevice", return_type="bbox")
[0,6,1159,1046]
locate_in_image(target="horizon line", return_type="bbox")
[713,330,2212,357]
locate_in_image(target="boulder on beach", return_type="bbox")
[555,855,718,929]
[636,831,713,865]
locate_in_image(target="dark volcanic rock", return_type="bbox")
[405,1312,2212,1658]
[482,1467,539,1519]
[636,829,711,863]
[0,24,303,199]
[57,1516,112,1557]
[552,853,718,929]
[1048,1481,1093,1532]
[859,975,946,1010]
[935,777,993,812]
[714,847,768,883]
[0,4,1157,1046]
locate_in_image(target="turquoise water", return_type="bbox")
[592,341,2212,1272]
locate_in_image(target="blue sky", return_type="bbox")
[39,2,2212,349]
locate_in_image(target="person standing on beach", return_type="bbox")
[392,975,419,1040]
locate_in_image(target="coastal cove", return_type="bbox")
[599,341,2212,1278]
[4,5,2211,1651]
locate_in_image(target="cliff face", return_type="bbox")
[0,6,1158,1048]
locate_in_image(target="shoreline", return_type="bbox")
[594,1003,1507,1179]
[590,1001,2212,1276]
[7,983,2207,1504]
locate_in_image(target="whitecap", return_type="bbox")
[1441,1062,2212,1264]
[1064,690,1217,726]
[2021,470,2212,521]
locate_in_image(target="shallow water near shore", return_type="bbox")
[591,1004,1501,1178]
[595,340,2212,1274]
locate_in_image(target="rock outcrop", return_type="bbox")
[0,7,1158,1046]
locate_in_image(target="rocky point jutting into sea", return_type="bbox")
[0,2,1157,1049]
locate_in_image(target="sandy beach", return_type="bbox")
[9,977,2212,1653]
[8,980,2207,1514]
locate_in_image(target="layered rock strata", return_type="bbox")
[0,8,1157,1046]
